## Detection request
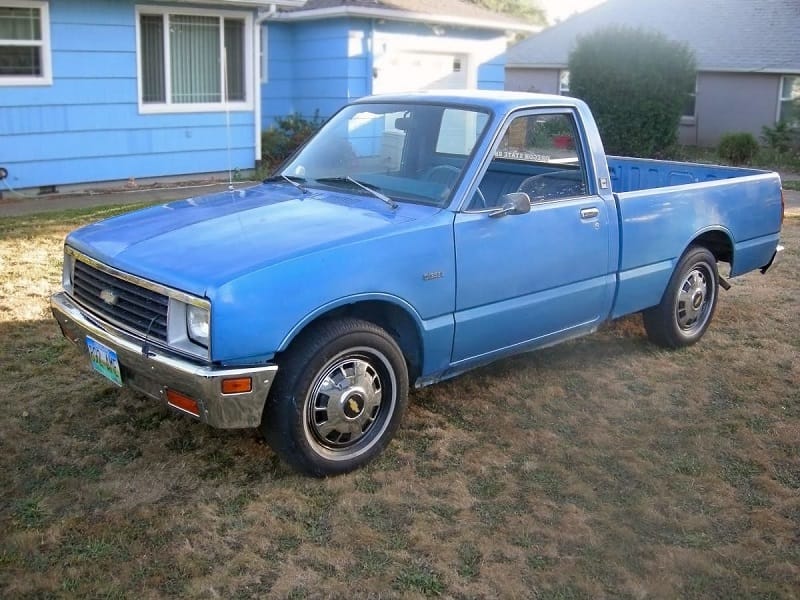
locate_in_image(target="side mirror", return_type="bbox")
[489,192,531,218]
[0,167,7,181]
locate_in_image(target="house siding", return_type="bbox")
[262,18,369,124]
[679,71,782,147]
[2,0,257,191]
[261,18,507,127]
[293,19,367,119]
[477,59,505,91]
[505,67,560,94]
[261,22,295,120]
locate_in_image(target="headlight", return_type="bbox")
[186,305,210,347]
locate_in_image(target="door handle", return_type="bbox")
[580,207,600,219]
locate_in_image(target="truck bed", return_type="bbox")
[607,156,783,319]
[607,156,769,192]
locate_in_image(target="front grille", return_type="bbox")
[72,260,169,341]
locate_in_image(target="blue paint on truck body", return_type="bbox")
[63,91,784,386]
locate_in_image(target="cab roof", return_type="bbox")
[351,90,586,114]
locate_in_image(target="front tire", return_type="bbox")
[261,318,409,476]
[643,246,719,348]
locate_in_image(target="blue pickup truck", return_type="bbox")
[52,91,784,475]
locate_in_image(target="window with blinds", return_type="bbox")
[0,1,50,85]
[138,10,247,109]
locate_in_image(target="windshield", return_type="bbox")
[280,102,490,207]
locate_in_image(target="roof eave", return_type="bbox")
[172,0,308,7]
[505,62,566,69]
[504,63,800,74]
[698,66,800,74]
[269,5,540,33]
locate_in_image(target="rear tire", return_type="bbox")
[261,318,409,476]
[643,246,719,348]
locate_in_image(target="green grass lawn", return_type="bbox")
[1,207,798,598]
[782,180,800,192]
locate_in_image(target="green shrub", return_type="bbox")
[757,120,800,169]
[717,132,759,165]
[761,121,797,155]
[568,26,696,157]
[261,112,323,171]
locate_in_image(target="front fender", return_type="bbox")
[207,211,456,365]
[277,292,426,352]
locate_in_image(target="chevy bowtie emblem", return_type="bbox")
[100,288,119,306]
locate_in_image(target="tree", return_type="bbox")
[568,26,696,156]
[464,0,546,24]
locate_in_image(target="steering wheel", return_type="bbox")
[470,187,487,210]
[423,164,461,186]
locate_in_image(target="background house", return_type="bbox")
[1,0,532,194]
[504,0,800,147]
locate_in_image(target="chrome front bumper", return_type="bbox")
[51,292,278,429]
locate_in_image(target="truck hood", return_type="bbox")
[66,183,441,297]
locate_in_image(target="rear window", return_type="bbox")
[436,108,489,156]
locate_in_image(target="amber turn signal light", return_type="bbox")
[221,377,252,394]
[165,389,200,417]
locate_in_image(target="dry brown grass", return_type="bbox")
[1,207,798,599]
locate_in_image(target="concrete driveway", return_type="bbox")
[0,181,258,218]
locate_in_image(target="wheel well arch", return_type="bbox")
[278,299,424,383]
[689,229,733,265]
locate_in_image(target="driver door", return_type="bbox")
[451,110,615,364]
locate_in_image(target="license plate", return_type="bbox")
[86,336,123,387]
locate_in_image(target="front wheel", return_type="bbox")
[261,318,409,476]
[643,246,719,348]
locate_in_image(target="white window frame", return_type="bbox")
[260,25,268,83]
[134,5,253,114]
[0,0,52,86]
[776,74,799,124]
[681,75,698,124]
[558,69,569,95]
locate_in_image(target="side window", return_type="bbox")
[473,113,588,209]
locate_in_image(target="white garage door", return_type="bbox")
[372,51,469,94]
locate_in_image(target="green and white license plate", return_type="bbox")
[86,336,123,387]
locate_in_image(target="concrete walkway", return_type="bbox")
[778,170,800,216]
[0,181,258,218]
[785,190,800,216]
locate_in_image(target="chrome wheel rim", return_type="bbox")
[303,347,396,460]
[675,264,714,335]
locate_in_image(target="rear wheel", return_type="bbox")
[643,246,719,348]
[261,318,409,476]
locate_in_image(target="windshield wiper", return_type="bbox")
[316,176,398,209]
[264,174,308,194]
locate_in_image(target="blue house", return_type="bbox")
[1,0,532,194]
